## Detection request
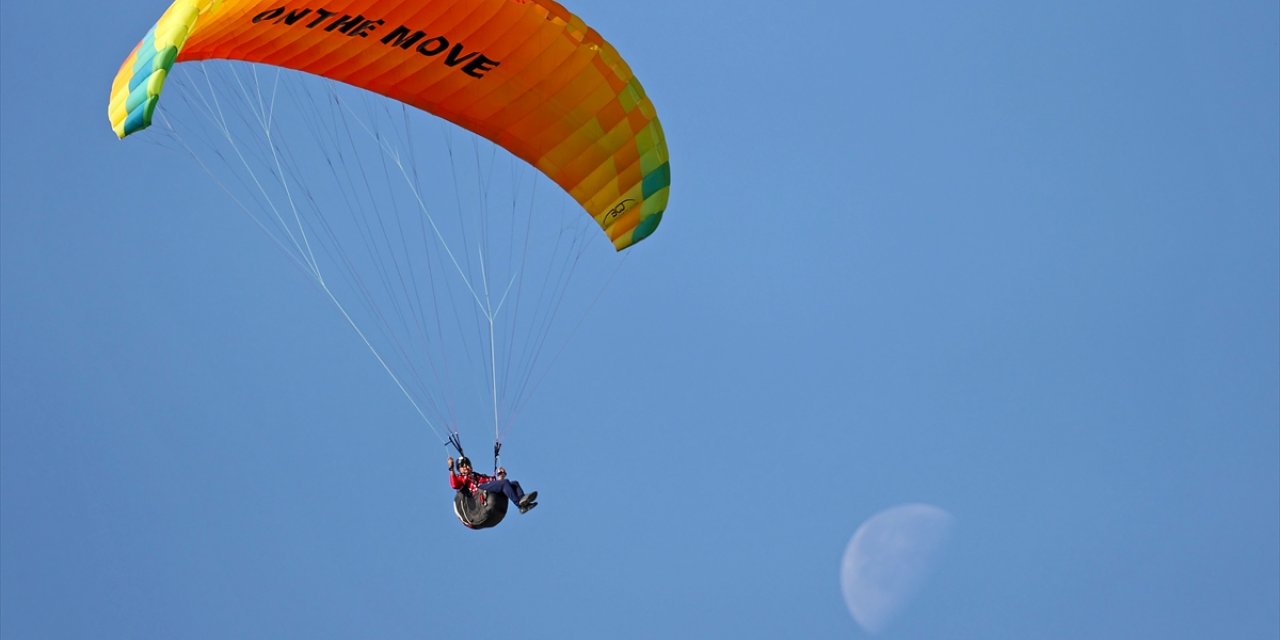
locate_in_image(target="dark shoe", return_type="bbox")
[519,501,538,514]
[518,491,538,508]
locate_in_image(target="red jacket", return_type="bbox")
[450,470,493,493]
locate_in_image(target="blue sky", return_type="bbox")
[3,1,1277,638]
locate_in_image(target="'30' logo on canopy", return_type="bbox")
[604,198,636,221]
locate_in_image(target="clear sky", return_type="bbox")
[2,1,1277,638]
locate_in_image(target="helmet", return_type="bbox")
[456,456,472,468]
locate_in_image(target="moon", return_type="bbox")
[840,503,955,634]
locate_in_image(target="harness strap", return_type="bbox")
[446,433,503,476]
[447,433,465,458]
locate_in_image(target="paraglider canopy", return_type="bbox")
[108,0,670,251]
